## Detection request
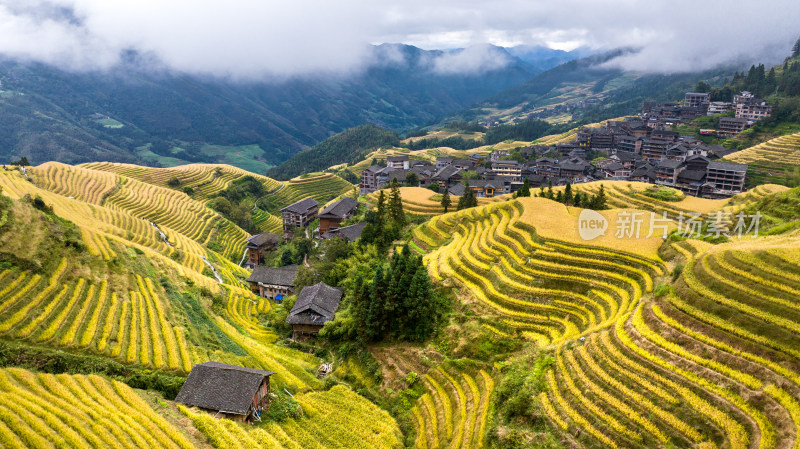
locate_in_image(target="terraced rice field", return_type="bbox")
[3,166,248,281]
[181,385,403,448]
[367,187,507,216]
[573,180,786,216]
[271,173,354,208]
[0,166,325,391]
[724,132,800,186]
[414,199,666,342]
[252,208,283,234]
[101,176,250,260]
[411,364,494,449]
[414,195,800,448]
[0,367,196,449]
[0,266,191,371]
[81,162,281,201]
[0,262,320,391]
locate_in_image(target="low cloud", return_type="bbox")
[431,44,512,75]
[0,0,798,77]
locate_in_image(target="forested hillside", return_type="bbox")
[0,45,538,169]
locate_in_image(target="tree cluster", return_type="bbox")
[537,182,607,209]
[349,246,448,343]
[361,180,406,250]
[720,62,800,99]
[456,184,478,210]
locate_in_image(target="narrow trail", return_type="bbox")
[201,256,224,283]
[238,247,249,267]
[150,221,172,247]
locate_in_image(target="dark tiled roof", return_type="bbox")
[678,170,707,182]
[246,265,299,286]
[447,184,466,196]
[175,362,274,415]
[559,158,591,171]
[604,162,625,171]
[432,165,461,180]
[657,159,683,169]
[686,154,711,163]
[613,151,637,162]
[708,161,748,172]
[321,222,367,241]
[387,155,409,162]
[364,165,383,173]
[286,282,343,326]
[280,198,318,214]
[708,145,738,158]
[246,232,279,248]
[319,197,359,219]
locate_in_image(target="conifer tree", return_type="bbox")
[518,178,531,197]
[594,184,607,210]
[441,188,451,212]
[564,182,573,205]
[573,192,583,208]
[457,185,477,210]
[375,189,387,240]
[793,36,800,58]
[389,179,406,227]
[555,190,563,203]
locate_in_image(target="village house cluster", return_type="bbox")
[237,194,362,342]
[359,92,760,199]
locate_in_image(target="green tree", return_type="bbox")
[517,178,531,197]
[589,184,607,210]
[564,182,573,205]
[573,192,583,208]
[457,185,478,210]
[279,249,293,266]
[694,81,711,93]
[405,172,419,187]
[793,36,800,58]
[376,189,387,238]
[388,179,406,228]
[441,188,452,213]
[428,183,440,193]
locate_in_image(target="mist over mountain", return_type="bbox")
[0,43,575,168]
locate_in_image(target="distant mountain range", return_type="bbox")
[0,44,582,170]
[444,49,735,126]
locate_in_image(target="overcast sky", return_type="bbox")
[0,0,798,78]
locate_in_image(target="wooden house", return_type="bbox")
[318,197,359,234]
[320,222,367,242]
[175,362,275,422]
[286,282,343,339]
[246,265,299,301]
[280,198,318,235]
[244,232,280,269]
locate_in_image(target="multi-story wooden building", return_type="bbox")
[318,197,359,234]
[244,232,280,269]
[280,198,318,234]
[246,265,299,301]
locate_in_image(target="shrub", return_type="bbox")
[654,283,673,298]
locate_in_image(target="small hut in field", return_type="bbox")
[175,362,275,422]
[286,282,343,340]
